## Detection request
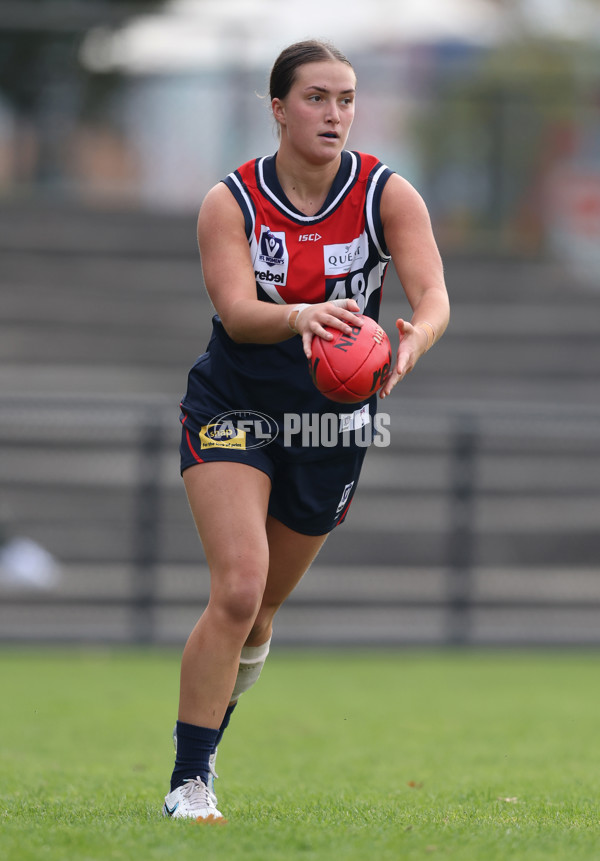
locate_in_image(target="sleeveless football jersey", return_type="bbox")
[225,150,392,312]
[182,150,394,458]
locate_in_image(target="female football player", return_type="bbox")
[163,39,450,822]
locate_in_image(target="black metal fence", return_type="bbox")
[1,395,599,646]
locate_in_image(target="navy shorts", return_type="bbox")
[180,406,367,536]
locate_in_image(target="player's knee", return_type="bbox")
[213,568,266,628]
[231,637,271,700]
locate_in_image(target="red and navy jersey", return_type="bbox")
[183,151,394,456]
[224,150,393,315]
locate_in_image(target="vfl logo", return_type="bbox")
[254,225,289,288]
[259,227,286,267]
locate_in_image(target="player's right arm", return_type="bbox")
[197,183,360,356]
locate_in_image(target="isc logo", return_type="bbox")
[298,233,322,242]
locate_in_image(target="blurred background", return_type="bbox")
[0,0,599,646]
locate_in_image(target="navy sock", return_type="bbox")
[214,702,237,751]
[170,721,220,792]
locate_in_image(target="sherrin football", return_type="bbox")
[309,316,393,404]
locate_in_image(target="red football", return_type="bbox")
[309,316,393,404]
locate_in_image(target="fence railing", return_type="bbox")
[1,395,599,646]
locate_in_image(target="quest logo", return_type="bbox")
[323,231,367,276]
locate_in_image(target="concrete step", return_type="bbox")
[2,563,599,646]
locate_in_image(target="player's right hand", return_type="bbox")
[296,299,363,360]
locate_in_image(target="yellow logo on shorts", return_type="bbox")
[200,421,247,449]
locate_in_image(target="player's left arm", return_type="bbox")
[379,173,450,397]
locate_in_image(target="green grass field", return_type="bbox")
[1,648,599,860]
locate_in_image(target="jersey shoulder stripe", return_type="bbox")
[222,167,257,239]
[365,161,394,260]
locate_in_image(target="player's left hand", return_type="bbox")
[378,318,429,398]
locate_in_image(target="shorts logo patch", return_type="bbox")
[201,411,279,450]
[339,404,370,433]
[200,422,246,450]
[335,481,355,515]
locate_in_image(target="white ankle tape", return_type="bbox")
[231,638,271,700]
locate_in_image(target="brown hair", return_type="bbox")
[269,40,354,102]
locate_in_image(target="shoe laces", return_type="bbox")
[181,777,216,811]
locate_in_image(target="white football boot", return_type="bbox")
[163,777,225,823]
[172,724,220,806]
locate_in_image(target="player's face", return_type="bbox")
[273,60,356,164]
